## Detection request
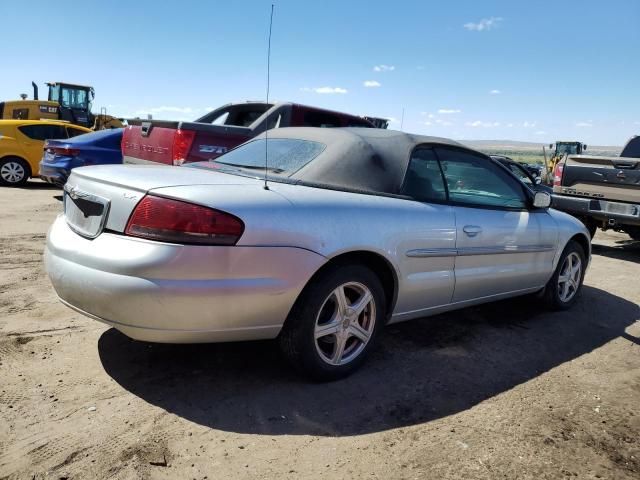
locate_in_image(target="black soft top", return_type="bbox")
[255,127,465,195]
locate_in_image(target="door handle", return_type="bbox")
[463,225,483,237]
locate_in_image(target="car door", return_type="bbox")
[17,124,68,175]
[434,146,557,303]
[395,146,457,317]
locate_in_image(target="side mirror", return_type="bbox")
[549,144,553,149]
[535,177,542,185]
[533,191,552,209]
[583,144,588,151]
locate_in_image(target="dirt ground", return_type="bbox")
[0,180,638,480]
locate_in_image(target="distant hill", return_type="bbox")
[455,139,622,165]
[460,139,622,153]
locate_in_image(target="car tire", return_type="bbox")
[624,226,640,241]
[542,240,586,310]
[0,157,30,187]
[279,264,386,381]
[583,219,598,239]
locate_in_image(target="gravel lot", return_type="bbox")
[1,180,638,480]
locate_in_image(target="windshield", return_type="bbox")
[60,87,89,110]
[188,138,326,176]
[556,143,579,155]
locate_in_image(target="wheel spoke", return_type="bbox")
[333,286,348,317]
[349,322,370,343]
[315,320,340,339]
[330,333,347,364]
[351,290,372,316]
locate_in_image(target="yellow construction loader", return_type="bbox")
[0,82,124,130]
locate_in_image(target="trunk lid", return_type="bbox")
[557,154,640,204]
[64,165,262,235]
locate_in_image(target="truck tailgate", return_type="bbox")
[122,120,179,166]
[559,154,640,204]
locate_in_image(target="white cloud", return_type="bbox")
[490,89,501,95]
[576,122,593,127]
[435,119,454,126]
[373,64,395,72]
[634,121,640,125]
[464,17,503,31]
[438,108,461,114]
[424,121,433,126]
[523,121,537,128]
[466,121,500,128]
[535,131,547,135]
[300,86,348,94]
[507,123,514,127]
[363,80,381,88]
[386,117,399,124]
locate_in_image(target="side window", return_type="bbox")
[210,111,229,125]
[401,148,447,202]
[18,124,68,141]
[67,127,88,138]
[436,147,527,209]
[508,163,533,185]
[303,111,340,128]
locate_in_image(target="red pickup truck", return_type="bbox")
[122,102,386,166]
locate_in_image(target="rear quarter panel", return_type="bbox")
[0,126,27,160]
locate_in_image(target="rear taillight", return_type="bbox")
[553,162,564,187]
[50,147,80,156]
[125,195,244,245]
[172,129,195,166]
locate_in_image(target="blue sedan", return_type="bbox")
[40,128,123,186]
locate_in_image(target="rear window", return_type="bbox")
[303,111,341,128]
[188,138,325,176]
[196,104,272,127]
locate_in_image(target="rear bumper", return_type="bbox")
[551,194,640,227]
[45,215,326,343]
[39,163,69,187]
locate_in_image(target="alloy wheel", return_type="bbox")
[314,281,376,366]
[557,252,582,303]
[0,161,26,184]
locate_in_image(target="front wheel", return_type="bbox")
[279,264,385,381]
[542,240,586,310]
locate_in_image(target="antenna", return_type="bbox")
[263,3,275,190]
[400,107,405,131]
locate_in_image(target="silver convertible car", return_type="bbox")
[45,128,590,380]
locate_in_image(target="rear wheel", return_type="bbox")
[0,157,30,187]
[542,240,586,310]
[279,264,385,381]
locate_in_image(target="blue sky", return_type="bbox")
[3,0,639,145]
